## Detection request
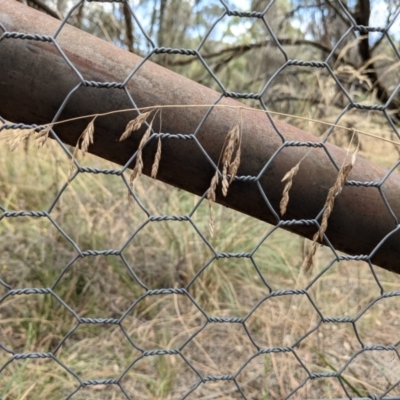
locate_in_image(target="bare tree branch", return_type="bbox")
[325,0,352,25]
[122,2,134,53]
[28,0,61,19]
[171,38,336,67]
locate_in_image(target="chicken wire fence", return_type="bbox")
[1,0,400,399]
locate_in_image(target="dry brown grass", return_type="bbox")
[129,112,158,189]
[151,137,163,179]
[207,170,220,238]
[1,103,400,400]
[119,112,152,142]
[302,143,358,272]
[221,124,241,197]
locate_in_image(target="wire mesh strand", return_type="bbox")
[1,0,400,399]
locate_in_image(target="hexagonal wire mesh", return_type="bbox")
[1,0,400,399]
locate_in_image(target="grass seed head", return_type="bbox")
[228,147,241,184]
[151,137,162,179]
[7,129,35,151]
[280,162,301,216]
[302,235,319,272]
[207,170,219,203]
[36,125,53,148]
[302,151,356,271]
[222,125,240,197]
[119,111,151,142]
[130,118,154,185]
[127,115,157,198]
[80,119,95,157]
[207,170,220,237]
[318,162,353,241]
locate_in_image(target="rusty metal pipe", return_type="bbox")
[0,1,399,273]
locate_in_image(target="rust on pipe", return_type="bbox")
[0,1,399,273]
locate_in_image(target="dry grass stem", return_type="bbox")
[129,114,156,188]
[229,147,241,184]
[7,128,36,151]
[17,104,400,149]
[222,124,241,197]
[67,118,96,181]
[119,111,151,141]
[127,188,135,207]
[1,124,52,150]
[302,162,354,271]
[208,200,215,238]
[35,125,53,148]
[80,118,95,157]
[317,130,359,242]
[67,161,77,182]
[208,201,215,238]
[280,162,301,216]
[207,170,219,237]
[151,137,162,179]
[207,170,219,203]
[302,233,320,271]
[68,140,82,181]
[129,165,140,188]
[318,162,353,240]
[302,144,358,271]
